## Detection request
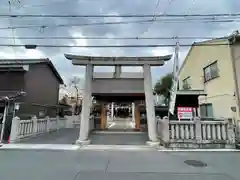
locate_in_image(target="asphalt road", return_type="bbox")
[0,150,239,180]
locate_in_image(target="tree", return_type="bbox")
[154,73,173,105]
[182,83,191,90]
[69,76,82,98]
[69,76,82,115]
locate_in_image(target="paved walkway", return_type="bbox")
[107,117,135,130]
[16,128,148,145]
[90,132,149,145]
[18,128,79,144]
[0,150,239,180]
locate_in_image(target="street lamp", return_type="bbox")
[24,44,37,49]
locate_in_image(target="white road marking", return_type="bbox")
[130,122,135,128]
[108,122,116,128]
[80,145,154,151]
[1,143,239,152]
[157,148,240,152]
[0,144,80,150]
[92,131,145,134]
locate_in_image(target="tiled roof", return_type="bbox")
[193,32,240,45]
[0,91,25,102]
[0,58,64,84]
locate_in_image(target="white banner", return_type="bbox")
[169,42,180,115]
[169,79,178,114]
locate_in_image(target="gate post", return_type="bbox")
[134,101,140,130]
[100,102,106,129]
[143,64,158,143]
[9,116,20,143]
[131,102,135,122]
[32,116,38,134]
[227,119,235,144]
[194,117,202,143]
[46,116,51,132]
[76,64,93,145]
[160,116,170,145]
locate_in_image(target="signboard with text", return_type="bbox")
[177,107,193,120]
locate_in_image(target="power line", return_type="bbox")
[142,0,172,38]
[0,19,154,30]
[153,0,161,20]
[2,0,100,9]
[186,0,196,14]
[8,0,18,58]
[0,36,220,40]
[0,18,236,30]
[0,43,231,48]
[1,13,240,18]
[4,0,80,9]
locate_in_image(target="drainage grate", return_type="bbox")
[184,160,207,167]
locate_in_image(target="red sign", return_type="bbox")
[177,107,193,119]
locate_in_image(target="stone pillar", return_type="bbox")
[32,116,38,134]
[9,116,20,143]
[46,116,51,132]
[76,64,93,145]
[114,65,121,78]
[132,102,135,122]
[56,115,60,130]
[143,64,158,143]
[134,102,140,129]
[194,117,202,143]
[111,102,114,121]
[161,116,170,145]
[227,119,235,144]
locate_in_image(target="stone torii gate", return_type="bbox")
[65,54,172,145]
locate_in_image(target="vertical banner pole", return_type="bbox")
[168,42,180,118]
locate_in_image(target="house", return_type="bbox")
[178,31,240,121]
[0,58,64,118]
[59,95,82,115]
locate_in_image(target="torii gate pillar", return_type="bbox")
[143,64,158,142]
[76,64,93,145]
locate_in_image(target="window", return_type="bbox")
[203,61,219,82]
[182,76,191,90]
[200,103,214,117]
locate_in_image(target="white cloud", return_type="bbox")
[0,48,45,59]
[24,49,46,58]
[68,31,89,54]
[151,47,173,56]
[210,22,240,37]
[0,50,16,58]
[0,0,239,82]
[123,66,142,72]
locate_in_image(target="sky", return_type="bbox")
[0,0,240,87]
